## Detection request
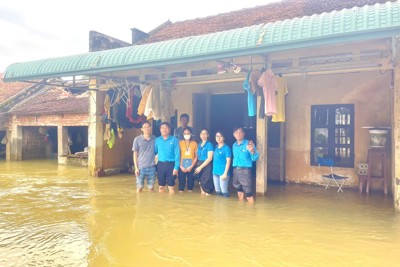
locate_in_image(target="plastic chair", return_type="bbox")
[317,157,349,192]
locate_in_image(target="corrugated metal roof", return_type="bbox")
[4,1,400,82]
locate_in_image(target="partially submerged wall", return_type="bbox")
[285,71,391,190]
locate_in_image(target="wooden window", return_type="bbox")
[311,104,354,168]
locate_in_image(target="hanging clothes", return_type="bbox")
[126,85,136,122]
[126,85,144,127]
[104,123,111,141]
[159,84,175,122]
[107,128,116,149]
[243,70,257,117]
[272,76,289,123]
[137,85,152,116]
[144,83,161,120]
[258,69,278,116]
[243,91,256,130]
[143,85,154,120]
[249,69,263,96]
[104,93,111,120]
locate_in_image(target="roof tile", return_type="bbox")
[10,87,89,115]
[0,73,32,104]
[143,0,394,43]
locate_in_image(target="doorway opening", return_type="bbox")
[68,126,88,154]
[210,93,256,147]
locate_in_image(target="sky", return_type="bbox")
[0,0,280,73]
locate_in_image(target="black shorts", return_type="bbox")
[157,161,176,186]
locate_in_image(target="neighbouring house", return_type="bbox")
[0,75,90,165]
[0,74,33,159]
[3,0,400,210]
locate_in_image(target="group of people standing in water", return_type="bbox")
[132,113,259,203]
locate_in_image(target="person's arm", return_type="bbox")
[133,151,139,176]
[188,153,198,172]
[154,138,158,155]
[173,138,180,171]
[221,157,231,179]
[195,151,213,173]
[250,146,259,161]
[247,141,259,161]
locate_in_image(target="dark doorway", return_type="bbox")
[267,118,284,182]
[192,93,208,141]
[210,93,256,147]
[193,92,258,194]
[68,126,88,154]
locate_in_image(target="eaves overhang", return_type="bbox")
[3,1,400,82]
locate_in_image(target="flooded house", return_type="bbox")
[2,0,400,210]
[0,75,33,159]
[0,75,90,165]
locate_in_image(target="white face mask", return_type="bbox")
[183,134,191,140]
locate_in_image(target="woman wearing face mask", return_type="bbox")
[194,129,214,195]
[178,127,198,192]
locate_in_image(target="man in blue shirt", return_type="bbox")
[232,127,259,203]
[155,122,180,193]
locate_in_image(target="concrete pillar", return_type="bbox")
[9,124,22,160]
[5,128,11,160]
[393,37,400,211]
[279,122,285,182]
[57,126,69,164]
[88,89,104,176]
[256,96,268,194]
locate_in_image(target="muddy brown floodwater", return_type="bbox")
[0,160,399,267]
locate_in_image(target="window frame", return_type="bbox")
[310,104,354,168]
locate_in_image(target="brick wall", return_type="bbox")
[22,127,53,160]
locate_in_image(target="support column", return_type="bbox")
[279,122,286,182]
[88,88,104,176]
[9,124,22,160]
[393,37,400,211]
[256,96,268,194]
[57,126,69,164]
[5,128,11,160]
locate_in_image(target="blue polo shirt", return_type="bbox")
[212,144,232,175]
[155,135,180,170]
[232,139,259,167]
[197,141,214,161]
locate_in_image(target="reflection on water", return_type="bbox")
[0,160,399,267]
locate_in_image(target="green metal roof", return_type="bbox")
[4,1,400,82]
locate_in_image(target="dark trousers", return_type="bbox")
[198,160,214,194]
[178,169,195,191]
[157,161,176,186]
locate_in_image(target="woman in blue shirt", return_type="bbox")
[212,131,232,197]
[194,129,214,195]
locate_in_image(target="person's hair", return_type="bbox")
[233,126,245,133]
[160,121,171,129]
[182,127,193,134]
[180,113,189,120]
[141,121,151,127]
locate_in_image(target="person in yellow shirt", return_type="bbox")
[178,127,198,192]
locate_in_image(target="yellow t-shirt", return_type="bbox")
[272,77,288,122]
[179,140,198,163]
